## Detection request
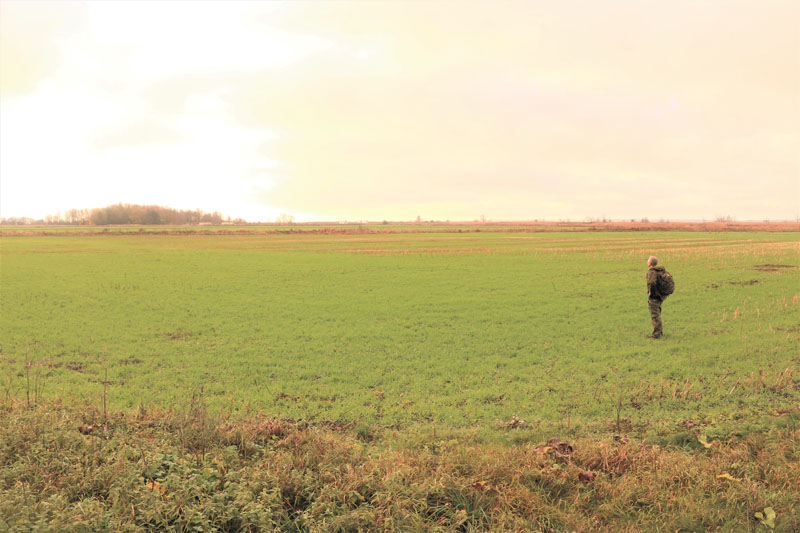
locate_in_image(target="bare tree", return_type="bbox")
[275,213,295,225]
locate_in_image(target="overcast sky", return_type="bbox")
[1,1,798,222]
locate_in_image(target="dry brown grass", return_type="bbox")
[1,399,798,531]
[2,220,798,237]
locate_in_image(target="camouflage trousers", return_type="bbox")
[648,299,663,337]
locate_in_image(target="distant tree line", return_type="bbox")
[1,208,93,226]
[1,204,241,226]
[88,204,226,225]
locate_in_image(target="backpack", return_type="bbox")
[657,270,675,296]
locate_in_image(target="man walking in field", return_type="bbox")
[646,256,671,338]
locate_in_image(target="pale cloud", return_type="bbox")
[1,1,798,221]
[219,1,800,220]
[0,1,85,97]
[94,120,184,150]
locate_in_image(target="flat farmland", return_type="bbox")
[2,228,798,436]
[3,227,800,531]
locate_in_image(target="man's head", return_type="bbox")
[648,256,658,267]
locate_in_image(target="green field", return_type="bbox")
[2,228,799,531]
[2,229,798,434]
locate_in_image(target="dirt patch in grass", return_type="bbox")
[754,264,798,272]
[337,247,495,255]
[164,330,195,341]
[65,362,85,372]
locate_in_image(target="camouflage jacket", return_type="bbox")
[647,266,666,301]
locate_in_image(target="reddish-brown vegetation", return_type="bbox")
[2,220,798,237]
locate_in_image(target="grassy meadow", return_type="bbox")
[2,228,798,430]
[1,226,799,531]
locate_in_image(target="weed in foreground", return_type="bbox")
[1,398,798,532]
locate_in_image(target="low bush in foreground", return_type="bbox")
[1,399,797,532]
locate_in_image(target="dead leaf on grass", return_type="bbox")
[499,414,528,429]
[471,480,498,493]
[547,437,574,456]
[698,435,721,449]
[146,481,167,494]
